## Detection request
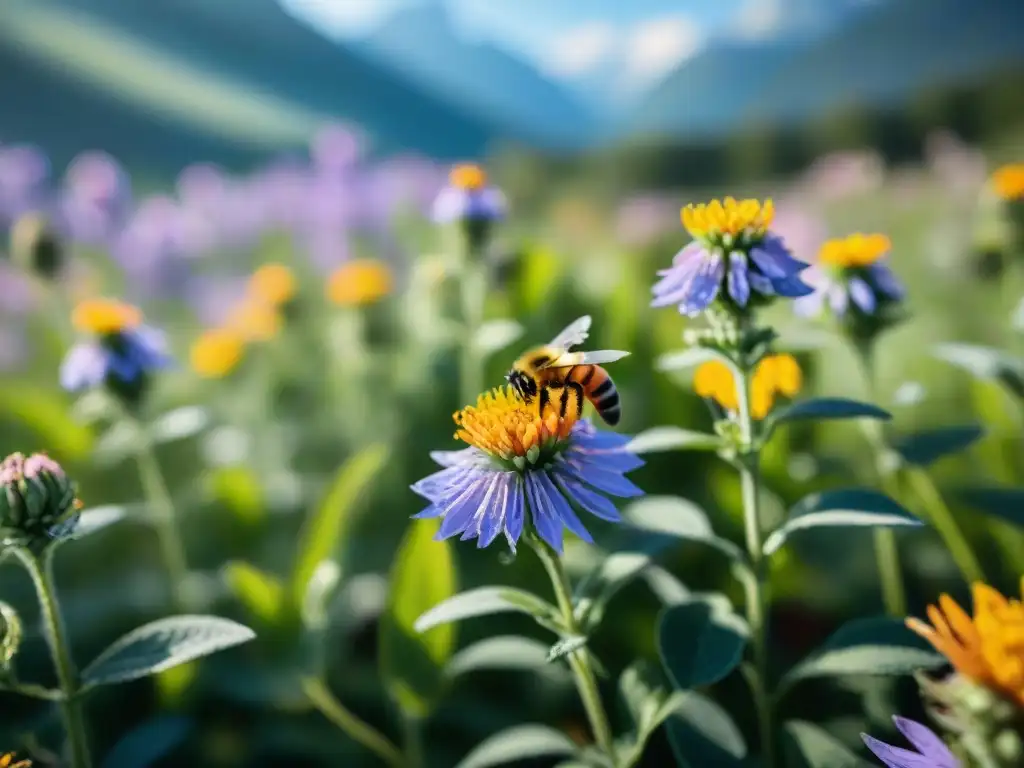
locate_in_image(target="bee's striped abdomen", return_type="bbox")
[570,365,621,425]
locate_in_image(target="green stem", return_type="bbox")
[133,433,190,611]
[459,252,487,407]
[301,677,404,768]
[401,712,426,768]
[528,535,618,763]
[851,343,908,617]
[16,549,92,768]
[734,359,774,768]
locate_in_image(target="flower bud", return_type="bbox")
[0,453,82,550]
[9,212,63,280]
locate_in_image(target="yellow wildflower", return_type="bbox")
[224,299,282,343]
[0,752,32,767]
[71,298,142,335]
[247,263,296,307]
[449,163,487,191]
[907,580,1024,707]
[190,329,244,379]
[818,233,892,268]
[681,197,774,241]
[992,164,1024,201]
[454,385,578,461]
[326,259,394,307]
[693,353,802,420]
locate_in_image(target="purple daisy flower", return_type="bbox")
[651,198,813,317]
[61,299,173,399]
[862,716,960,768]
[431,163,506,225]
[411,386,643,553]
[793,233,905,320]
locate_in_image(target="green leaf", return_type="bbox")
[300,560,342,631]
[82,616,256,689]
[657,597,748,691]
[69,505,127,541]
[380,518,458,719]
[413,586,559,634]
[779,616,944,694]
[769,398,891,428]
[933,343,1024,398]
[626,427,723,454]
[644,567,691,606]
[623,496,745,562]
[445,635,559,679]
[473,319,525,356]
[955,486,1024,528]
[657,347,730,372]
[150,406,210,444]
[454,724,578,768]
[667,691,748,768]
[618,661,690,764]
[223,561,287,626]
[291,442,389,606]
[547,635,588,663]
[763,489,922,557]
[93,420,146,467]
[101,714,193,768]
[783,721,874,768]
[0,383,94,460]
[892,425,985,467]
[574,546,666,632]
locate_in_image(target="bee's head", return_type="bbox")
[506,369,535,402]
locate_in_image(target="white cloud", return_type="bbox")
[619,16,703,92]
[732,0,784,40]
[279,0,401,38]
[543,21,616,77]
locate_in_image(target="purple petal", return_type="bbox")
[849,277,876,313]
[793,290,825,318]
[60,343,108,392]
[860,735,938,768]
[651,247,705,306]
[552,469,622,522]
[749,272,774,295]
[868,261,906,300]
[524,471,566,553]
[478,472,517,548]
[770,272,815,298]
[681,253,724,315]
[429,447,482,468]
[436,477,492,539]
[559,455,643,498]
[412,505,443,519]
[749,236,806,278]
[828,284,850,315]
[727,252,750,307]
[533,472,594,543]
[892,717,956,765]
[504,476,525,550]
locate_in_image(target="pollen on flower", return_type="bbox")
[71,298,142,335]
[694,354,802,420]
[453,385,578,462]
[449,163,487,191]
[992,163,1024,201]
[190,329,244,379]
[818,233,892,268]
[907,580,1024,707]
[248,263,296,307]
[681,197,775,241]
[326,259,394,307]
[224,299,281,342]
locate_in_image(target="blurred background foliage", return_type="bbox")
[0,0,1023,765]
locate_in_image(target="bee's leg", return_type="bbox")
[566,382,585,419]
[538,383,552,418]
[542,381,563,419]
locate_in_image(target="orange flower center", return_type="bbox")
[326,259,394,307]
[72,298,142,335]
[190,329,244,379]
[993,164,1024,201]
[818,233,891,268]
[454,385,578,465]
[248,263,296,307]
[449,163,487,191]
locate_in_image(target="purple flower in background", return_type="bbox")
[310,124,363,174]
[412,386,642,553]
[0,263,38,316]
[793,233,905,320]
[0,144,50,223]
[767,200,828,263]
[184,274,250,326]
[59,150,131,245]
[61,298,172,396]
[862,716,959,768]
[651,198,813,317]
[0,324,28,371]
[432,163,506,224]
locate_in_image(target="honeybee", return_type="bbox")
[505,316,629,425]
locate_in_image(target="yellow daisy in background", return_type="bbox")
[992,163,1024,201]
[247,263,297,308]
[190,329,245,379]
[0,752,32,767]
[694,353,802,420]
[224,299,282,343]
[326,259,394,307]
[907,580,1024,708]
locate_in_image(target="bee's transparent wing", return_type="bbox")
[548,315,592,351]
[548,349,631,368]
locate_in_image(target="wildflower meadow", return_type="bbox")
[1,128,1024,768]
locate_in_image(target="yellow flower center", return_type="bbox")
[224,299,282,342]
[818,233,891,268]
[454,385,578,463]
[190,329,244,379]
[693,354,802,420]
[993,164,1024,201]
[248,263,296,307]
[71,298,142,335]
[681,197,774,241]
[0,752,32,768]
[449,163,487,191]
[326,259,394,307]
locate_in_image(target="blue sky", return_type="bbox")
[281,0,816,92]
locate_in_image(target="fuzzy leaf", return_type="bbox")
[414,586,558,633]
[82,616,255,689]
[668,691,748,768]
[893,425,985,467]
[769,398,891,427]
[150,406,210,444]
[473,319,525,356]
[446,636,558,679]
[658,597,748,691]
[69,505,128,540]
[624,496,745,561]
[933,343,1024,398]
[783,721,874,768]
[454,725,578,768]
[627,427,723,454]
